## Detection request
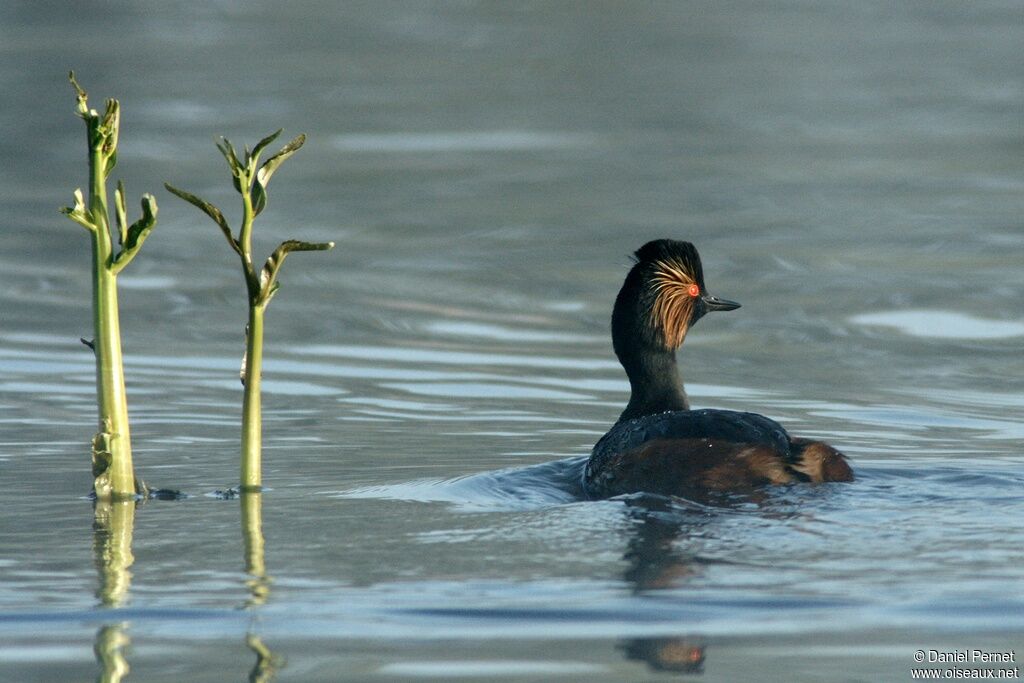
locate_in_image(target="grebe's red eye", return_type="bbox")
[687,284,700,297]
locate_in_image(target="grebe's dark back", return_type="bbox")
[583,239,852,499]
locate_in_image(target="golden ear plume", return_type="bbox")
[650,259,698,349]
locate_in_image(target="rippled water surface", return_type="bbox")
[2,2,1023,681]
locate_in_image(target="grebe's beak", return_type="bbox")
[702,295,741,312]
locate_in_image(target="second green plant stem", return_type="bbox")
[241,303,265,489]
[166,130,333,491]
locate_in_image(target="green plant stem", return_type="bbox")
[65,74,157,499]
[239,168,265,491]
[241,303,265,491]
[166,130,331,491]
[88,143,135,499]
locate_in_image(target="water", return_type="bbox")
[2,1,1023,681]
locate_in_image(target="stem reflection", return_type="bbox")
[91,500,137,682]
[241,491,284,681]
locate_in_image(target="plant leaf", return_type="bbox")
[258,238,334,304]
[216,137,242,173]
[104,150,118,178]
[264,280,282,305]
[111,194,158,273]
[114,180,128,245]
[251,133,304,218]
[61,188,95,232]
[164,183,241,255]
[250,129,282,165]
[100,98,119,134]
[256,134,305,190]
[251,179,268,217]
[68,71,89,117]
[216,137,245,193]
[246,130,282,192]
[100,99,120,176]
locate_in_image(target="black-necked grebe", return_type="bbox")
[583,239,853,499]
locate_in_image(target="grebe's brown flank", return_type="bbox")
[584,239,853,499]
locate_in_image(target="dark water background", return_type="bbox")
[1,2,1022,681]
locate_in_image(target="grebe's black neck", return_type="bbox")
[617,346,688,422]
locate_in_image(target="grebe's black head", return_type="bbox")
[612,240,740,360]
